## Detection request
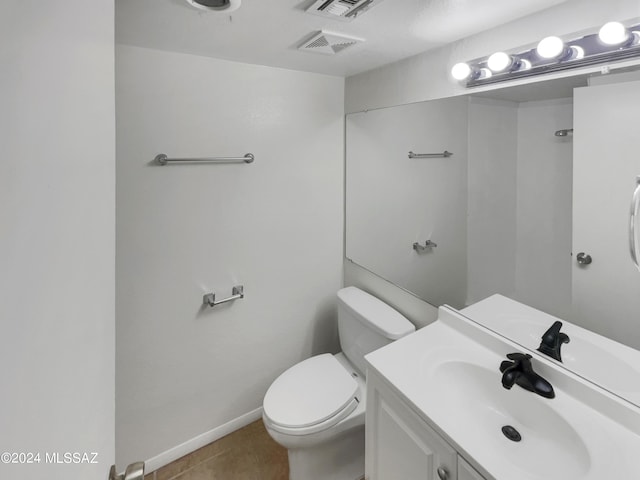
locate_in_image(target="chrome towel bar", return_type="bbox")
[203,285,244,308]
[408,151,453,159]
[155,153,255,165]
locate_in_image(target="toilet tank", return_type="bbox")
[337,287,415,376]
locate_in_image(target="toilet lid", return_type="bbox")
[263,353,359,429]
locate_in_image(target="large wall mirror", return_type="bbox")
[345,68,640,406]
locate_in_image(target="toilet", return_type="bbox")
[262,286,415,480]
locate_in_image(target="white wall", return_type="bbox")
[346,0,640,113]
[514,98,573,319]
[115,46,344,468]
[467,97,518,305]
[0,1,115,479]
[468,97,573,317]
[346,97,468,310]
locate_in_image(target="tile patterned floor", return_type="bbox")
[144,420,289,480]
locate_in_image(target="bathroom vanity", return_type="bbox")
[367,368,487,480]
[364,304,640,479]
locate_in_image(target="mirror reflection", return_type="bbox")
[346,96,469,308]
[345,69,640,406]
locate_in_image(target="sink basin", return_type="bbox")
[461,295,640,404]
[430,360,590,480]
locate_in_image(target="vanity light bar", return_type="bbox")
[452,21,640,87]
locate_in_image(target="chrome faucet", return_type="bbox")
[537,321,570,362]
[500,353,555,399]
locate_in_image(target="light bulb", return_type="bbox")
[487,52,512,72]
[516,59,532,71]
[569,45,585,60]
[477,68,492,80]
[451,63,472,80]
[537,36,565,59]
[598,21,629,45]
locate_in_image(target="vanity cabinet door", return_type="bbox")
[457,456,486,480]
[366,373,457,480]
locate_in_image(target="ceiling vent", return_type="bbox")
[185,0,241,12]
[298,31,364,55]
[305,0,387,22]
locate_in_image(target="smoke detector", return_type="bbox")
[305,0,387,22]
[298,31,364,55]
[185,0,241,12]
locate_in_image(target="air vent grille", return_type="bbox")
[305,0,386,22]
[307,36,330,49]
[298,31,363,55]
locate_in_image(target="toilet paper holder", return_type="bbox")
[203,285,244,307]
[413,240,437,252]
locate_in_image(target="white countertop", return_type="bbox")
[365,307,640,480]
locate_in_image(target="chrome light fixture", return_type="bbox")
[451,20,640,87]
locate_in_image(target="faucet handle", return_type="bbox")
[500,352,531,373]
[541,321,570,346]
[505,352,532,366]
[506,352,531,361]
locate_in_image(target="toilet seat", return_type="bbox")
[263,353,360,436]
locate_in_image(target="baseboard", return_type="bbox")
[144,407,264,473]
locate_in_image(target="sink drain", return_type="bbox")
[501,425,522,442]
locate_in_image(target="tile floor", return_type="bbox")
[144,420,289,480]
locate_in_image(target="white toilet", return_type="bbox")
[262,286,415,480]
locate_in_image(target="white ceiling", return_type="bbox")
[116,0,569,77]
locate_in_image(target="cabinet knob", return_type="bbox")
[437,466,449,480]
[576,252,592,265]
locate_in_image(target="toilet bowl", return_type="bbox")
[264,352,366,480]
[262,287,415,480]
